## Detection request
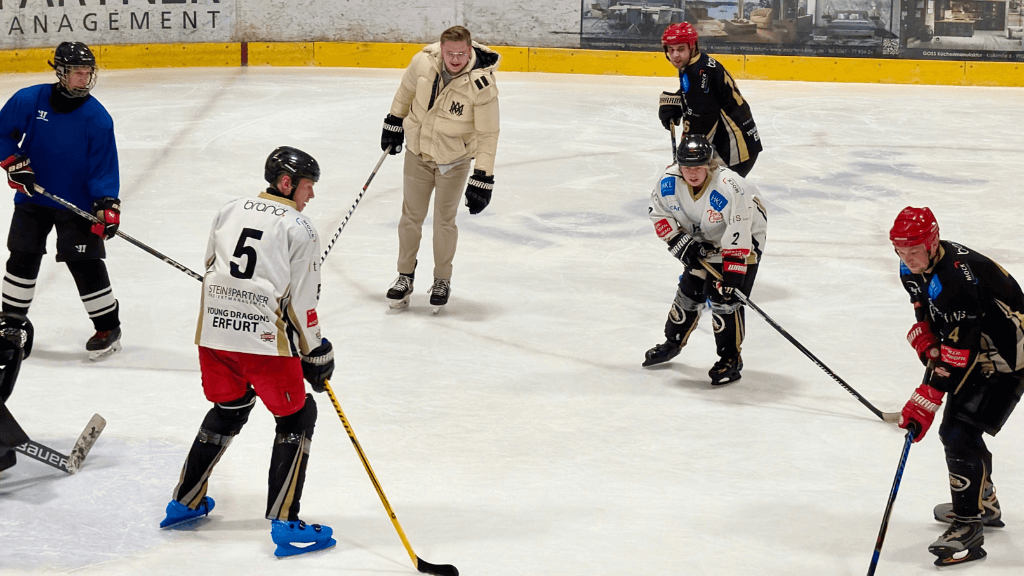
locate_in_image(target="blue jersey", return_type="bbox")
[0,84,119,211]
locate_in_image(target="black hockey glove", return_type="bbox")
[465,170,493,215]
[2,154,35,197]
[381,114,404,155]
[301,338,334,393]
[90,197,121,240]
[658,91,683,131]
[667,233,712,269]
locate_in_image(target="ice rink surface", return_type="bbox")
[1,66,1022,575]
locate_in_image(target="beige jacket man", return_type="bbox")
[382,35,501,310]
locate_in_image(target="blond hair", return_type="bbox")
[440,25,472,45]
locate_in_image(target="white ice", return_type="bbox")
[1,67,1023,575]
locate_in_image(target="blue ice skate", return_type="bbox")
[159,496,215,529]
[271,519,336,558]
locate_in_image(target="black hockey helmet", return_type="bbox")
[0,312,33,361]
[49,41,97,97]
[264,146,321,186]
[676,133,714,167]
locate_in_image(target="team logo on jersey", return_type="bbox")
[660,177,676,197]
[449,101,465,116]
[709,190,728,212]
[954,261,978,284]
[261,332,275,343]
[306,309,318,328]
[36,110,48,121]
[706,209,722,224]
[928,276,943,300]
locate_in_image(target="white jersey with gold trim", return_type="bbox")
[195,191,323,357]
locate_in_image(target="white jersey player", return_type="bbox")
[643,134,767,385]
[161,147,337,558]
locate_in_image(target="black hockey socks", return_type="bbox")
[267,395,316,522]
[713,307,745,360]
[2,251,42,317]
[940,419,991,518]
[66,259,119,331]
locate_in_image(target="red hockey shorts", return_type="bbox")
[198,346,306,417]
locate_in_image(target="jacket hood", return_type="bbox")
[421,41,501,75]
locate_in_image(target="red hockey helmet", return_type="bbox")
[662,22,698,47]
[890,206,940,249]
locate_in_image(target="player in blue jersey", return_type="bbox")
[0,42,122,360]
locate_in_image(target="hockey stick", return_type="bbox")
[320,146,392,265]
[697,259,895,422]
[14,413,106,474]
[322,381,458,576]
[31,184,204,282]
[670,123,678,162]
[866,426,916,576]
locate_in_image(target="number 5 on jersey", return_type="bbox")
[230,228,263,279]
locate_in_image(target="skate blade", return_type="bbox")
[388,297,410,311]
[710,375,741,387]
[88,341,122,361]
[274,537,336,558]
[432,305,445,314]
[160,514,212,530]
[933,546,986,567]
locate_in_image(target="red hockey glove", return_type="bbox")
[907,321,940,365]
[90,197,121,239]
[2,154,35,196]
[899,383,944,442]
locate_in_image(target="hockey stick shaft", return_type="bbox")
[323,381,459,576]
[698,259,887,420]
[866,427,915,576]
[31,184,203,282]
[15,439,71,473]
[670,123,677,161]
[320,147,391,265]
[14,413,106,475]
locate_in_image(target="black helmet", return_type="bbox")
[0,312,33,361]
[49,42,97,97]
[264,146,321,185]
[676,133,714,167]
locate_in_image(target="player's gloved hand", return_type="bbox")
[907,321,940,365]
[658,91,683,131]
[381,114,404,155]
[2,154,35,196]
[90,197,121,239]
[667,233,712,268]
[465,169,493,214]
[301,338,334,393]
[899,383,944,442]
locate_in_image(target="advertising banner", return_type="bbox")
[581,0,1024,61]
[1,0,233,50]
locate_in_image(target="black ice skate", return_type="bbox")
[86,326,121,361]
[642,340,683,367]
[386,273,414,310]
[934,483,1004,528]
[709,354,742,386]
[429,278,450,314]
[929,515,986,567]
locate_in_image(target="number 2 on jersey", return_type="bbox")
[230,228,264,279]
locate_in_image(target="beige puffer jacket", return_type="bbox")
[390,41,500,176]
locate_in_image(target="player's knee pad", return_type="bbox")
[200,387,258,438]
[274,394,317,440]
[709,299,743,315]
[5,251,42,280]
[671,286,703,314]
[938,418,986,460]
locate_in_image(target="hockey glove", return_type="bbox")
[658,91,683,131]
[2,154,35,197]
[907,321,940,365]
[465,170,493,215]
[381,114,404,155]
[899,383,944,443]
[90,197,121,240]
[667,233,712,269]
[301,338,334,393]
[714,258,747,305]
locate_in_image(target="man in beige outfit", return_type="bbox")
[380,25,500,311]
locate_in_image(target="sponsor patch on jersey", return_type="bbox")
[654,218,673,238]
[941,345,970,368]
[261,332,275,343]
[297,217,316,239]
[709,190,728,212]
[306,309,318,328]
[681,74,690,93]
[706,208,723,224]
[660,177,676,197]
[954,261,978,284]
[928,276,943,300]
[723,261,747,274]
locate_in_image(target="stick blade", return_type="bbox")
[65,414,106,475]
[417,556,459,576]
[882,411,901,425]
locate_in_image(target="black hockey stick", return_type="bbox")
[15,413,106,474]
[321,146,392,265]
[323,381,458,576]
[31,184,204,282]
[866,426,916,575]
[697,259,894,422]
[670,122,678,162]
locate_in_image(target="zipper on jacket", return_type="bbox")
[427,74,441,111]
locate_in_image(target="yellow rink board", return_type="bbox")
[1,41,1022,87]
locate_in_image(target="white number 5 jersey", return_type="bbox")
[195,191,323,358]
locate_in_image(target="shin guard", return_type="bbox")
[267,394,317,521]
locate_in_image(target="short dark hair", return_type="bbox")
[440,26,472,45]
